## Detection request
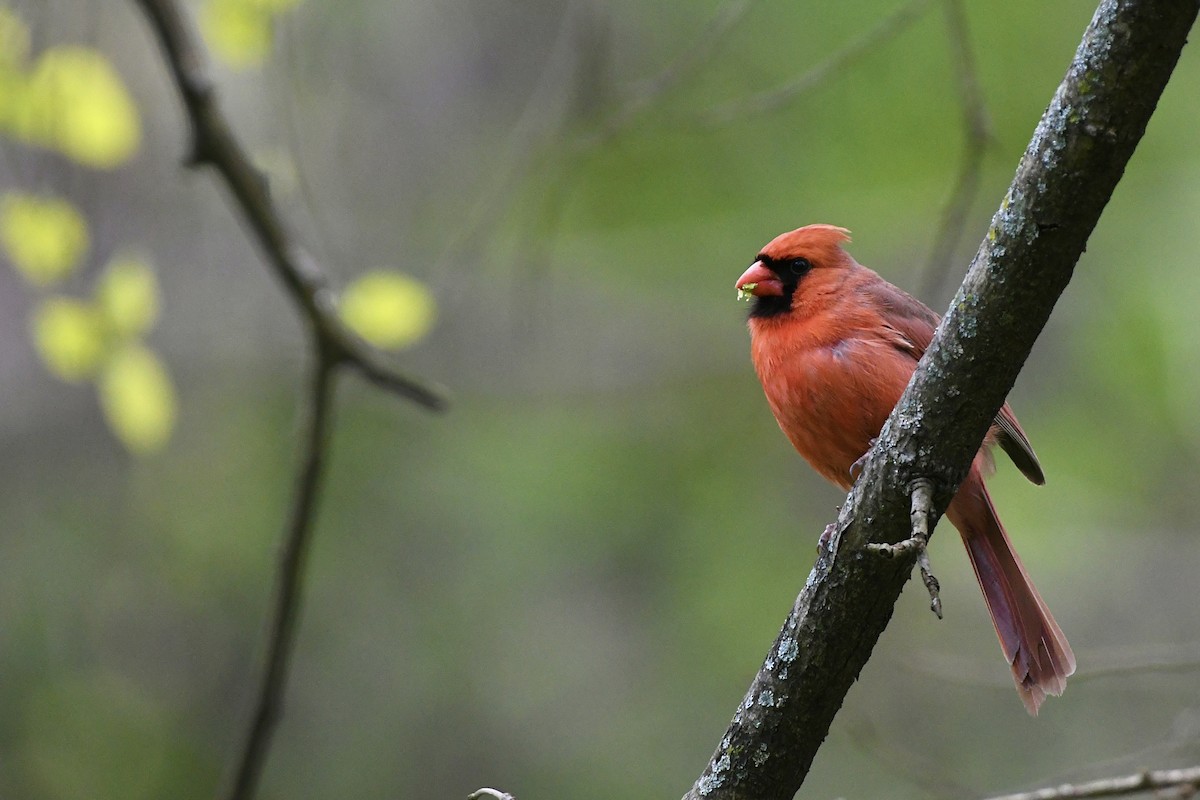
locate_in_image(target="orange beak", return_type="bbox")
[735,261,783,298]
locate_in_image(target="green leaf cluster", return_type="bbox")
[0,7,174,454]
[0,8,140,168]
[2,192,176,454]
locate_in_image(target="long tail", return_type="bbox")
[946,464,1075,715]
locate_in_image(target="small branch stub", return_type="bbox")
[469,789,517,800]
[982,765,1200,800]
[867,478,942,618]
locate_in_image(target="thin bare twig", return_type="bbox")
[1072,658,1200,684]
[539,0,752,250]
[132,0,447,411]
[920,0,995,299]
[700,0,934,126]
[433,0,753,285]
[429,0,581,278]
[439,0,754,311]
[130,3,451,800]
[575,0,752,148]
[225,350,336,800]
[981,766,1200,800]
[907,650,1200,688]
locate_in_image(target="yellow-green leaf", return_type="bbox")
[1,193,89,285]
[339,271,437,350]
[15,46,140,168]
[32,297,108,381]
[97,255,160,337]
[99,345,177,454]
[199,0,274,69]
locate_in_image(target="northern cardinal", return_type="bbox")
[735,223,1074,715]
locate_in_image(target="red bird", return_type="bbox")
[736,224,1074,715]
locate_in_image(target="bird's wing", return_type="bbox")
[863,276,938,360]
[994,404,1046,485]
[865,272,1045,485]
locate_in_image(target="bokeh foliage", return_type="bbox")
[1,1,1199,799]
[0,1,432,455]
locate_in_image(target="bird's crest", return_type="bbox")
[759,224,852,267]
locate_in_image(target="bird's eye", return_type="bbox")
[790,258,811,275]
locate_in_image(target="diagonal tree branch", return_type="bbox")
[685,1,1198,798]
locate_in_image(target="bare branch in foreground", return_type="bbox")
[684,1,1199,798]
[982,766,1200,800]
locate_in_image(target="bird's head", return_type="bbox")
[736,224,852,318]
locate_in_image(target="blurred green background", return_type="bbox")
[2,0,1200,798]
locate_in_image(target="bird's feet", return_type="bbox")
[848,438,879,480]
[865,478,942,618]
[817,522,839,557]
